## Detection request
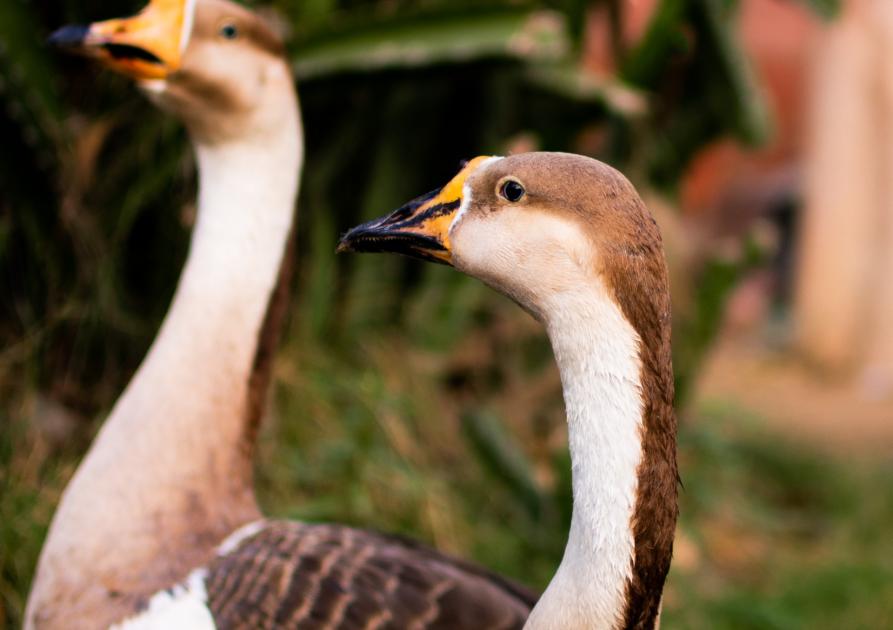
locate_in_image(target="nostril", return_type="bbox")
[388,205,414,222]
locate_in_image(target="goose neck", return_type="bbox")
[33,103,301,591]
[25,74,303,630]
[525,286,646,629]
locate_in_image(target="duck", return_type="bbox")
[339,153,679,630]
[27,1,535,628]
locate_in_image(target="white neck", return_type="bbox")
[524,284,645,630]
[29,95,302,617]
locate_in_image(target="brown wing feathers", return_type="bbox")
[204,521,536,629]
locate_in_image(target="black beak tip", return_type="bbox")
[47,24,90,48]
[336,228,359,254]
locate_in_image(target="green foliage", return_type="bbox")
[673,234,766,402]
[622,0,771,190]
[794,0,840,20]
[0,415,75,627]
[667,405,893,629]
[0,0,776,411]
[291,6,567,79]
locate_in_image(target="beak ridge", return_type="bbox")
[48,0,192,80]
[337,156,496,265]
[47,24,90,48]
[337,189,454,265]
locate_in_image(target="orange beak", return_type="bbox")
[337,156,493,265]
[48,0,195,80]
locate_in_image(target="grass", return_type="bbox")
[665,405,893,629]
[2,304,892,628]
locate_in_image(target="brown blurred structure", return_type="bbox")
[692,0,893,449]
[795,0,893,392]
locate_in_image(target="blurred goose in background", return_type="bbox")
[340,153,679,630]
[28,1,535,628]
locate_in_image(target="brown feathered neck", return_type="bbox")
[601,211,677,630]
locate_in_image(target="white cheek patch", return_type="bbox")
[451,183,474,232]
[449,156,503,234]
[110,568,215,630]
[180,0,198,53]
[455,209,595,294]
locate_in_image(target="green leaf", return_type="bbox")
[621,0,690,87]
[461,410,544,520]
[292,8,569,79]
[524,61,647,117]
[546,0,589,51]
[0,0,66,155]
[622,0,772,190]
[698,0,771,147]
[795,0,840,20]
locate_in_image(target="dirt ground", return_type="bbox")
[693,337,893,457]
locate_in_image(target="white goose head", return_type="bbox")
[49,0,293,144]
[340,152,678,629]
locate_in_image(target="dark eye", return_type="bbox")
[500,179,526,203]
[219,23,239,39]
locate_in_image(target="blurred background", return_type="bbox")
[2,0,892,627]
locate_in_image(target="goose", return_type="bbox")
[339,153,679,630]
[27,2,535,628]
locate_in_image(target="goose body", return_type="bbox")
[27,2,534,627]
[340,153,679,630]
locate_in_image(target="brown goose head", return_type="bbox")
[49,0,292,143]
[338,152,671,328]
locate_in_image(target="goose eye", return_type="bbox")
[499,180,526,203]
[219,23,239,39]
